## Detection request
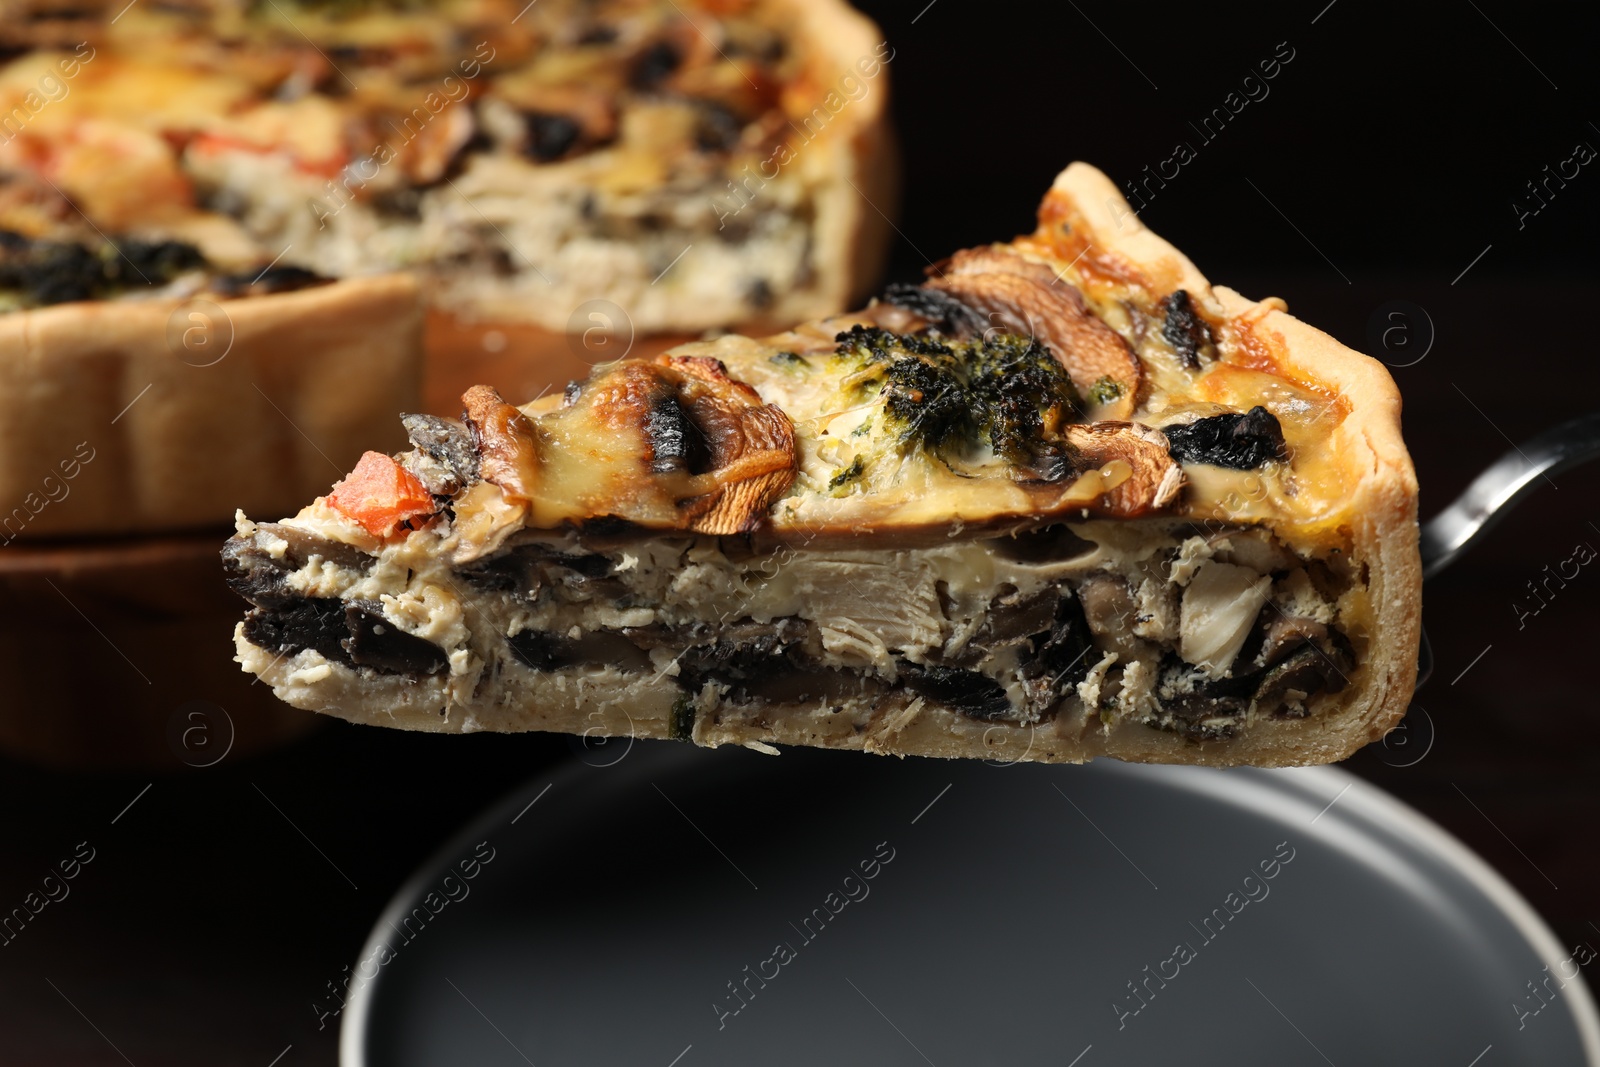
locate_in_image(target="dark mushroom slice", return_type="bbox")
[1147,654,1260,741]
[1254,642,1351,719]
[242,597,351,664]
[222,522,372,609]
[237,591,451,679]
[1257,614,1328,667]
[506,628,651,673]
[643,392,709,475]
[1163,406,1289,470]
[1016,590,1095,714]
[897,660,1014,722]
[878,282,985,335]
[1159,289,1216,370]
[343,601,450,675]
[401,413,480,490]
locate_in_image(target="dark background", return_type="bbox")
[3,2,1599,1063]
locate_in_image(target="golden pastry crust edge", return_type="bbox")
[0,273,423,539]
[1047,162,1422,764]
[760,0,898,325]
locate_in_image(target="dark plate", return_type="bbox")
[343,742,1599,1066]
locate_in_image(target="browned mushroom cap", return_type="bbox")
[1051,421,1184,518]
[461,384,540,500]
[455,359,796,535]
[920,247,1141,420]
[654,355,797,535]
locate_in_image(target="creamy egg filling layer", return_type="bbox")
[226,507,1359,742]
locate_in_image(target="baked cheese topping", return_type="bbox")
[420,232,1364,552]
[0,0,884,327]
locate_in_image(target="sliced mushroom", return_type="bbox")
[1159,289,1216,370]
[655,355,797,535]
[915,247,1142,419]
[1206,526,1296,574]
[1076,573,1152,662]
[460,358,796,536]
[1254,642,1350,718]
[878,283,984,335]
[1258,613,1329,666]
[1048,421,1183,518]
[401,413,479,493]
[461,385,540,501]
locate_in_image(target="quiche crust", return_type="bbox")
[225,163,1420,768]
[0,273,422,538]
[1029,163,1421,764]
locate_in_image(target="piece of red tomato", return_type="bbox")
[326,452,435,538]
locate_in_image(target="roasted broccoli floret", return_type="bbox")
[829,326,1084,479]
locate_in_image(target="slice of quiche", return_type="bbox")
[224,163,1420,767]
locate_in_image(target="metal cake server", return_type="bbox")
[1413,410,1600,690]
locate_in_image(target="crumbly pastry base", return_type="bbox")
[0,274,422,538]
[232,643,1377,769]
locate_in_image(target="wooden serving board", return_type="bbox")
[0,530,316,769]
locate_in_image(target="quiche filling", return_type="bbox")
[225,267,1370,749]
[0,229,328,311]
[225,512,1354,744]
[0,0,885,328]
